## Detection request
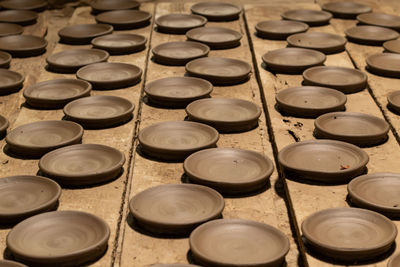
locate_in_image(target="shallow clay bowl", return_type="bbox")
[46,48,109,73]
[275,86,347,118]
[388,91,400,114]
[77,62,142,90]
[186,57,251,85]
[63,95,134,128]
[95,10,151,30]
[39,144,125,186]
[190,2,241,21]
[357,12,400,31]
[144,76,213,108]
[287,32,347,54]
[281,9,332,26]
[255,20,308,40]
[0,175,61,223]
[322,2,371,19]
[186,27,242,49]
[0,260,27,267]
[303,66,368,94]
[383,40,400,54]
[129,184,224,235]
[23,79,92,109]
[90,0,140,14]
[366,53,400,78]
[302,208,397,261]
[0,10,37,25]
[5,120,83,158]
[155,14,207,34]
[91,33,146,54]
[0,69,24,95]
[58,24,113,45]
[262,48,325,74]
[190,219,290,267]
[278,139,369,183]
[186,98,261,133]
[184,148,274,194]
[388,253,400,267]
[0,0,47,12]
[7,210,110,267]
[345,25,399,45]
[0,35,47,57]
[138,121,219,161]
[152,41,209,66]
[0,23,23,37]
[0,51,11,68]
[0,114,9,138]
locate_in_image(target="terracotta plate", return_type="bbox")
[0,10,37,25]
[144,76,213,108]
[0,260,27,267]
[23,79,91,109]
[255,20,308,40]
[152,41,209,66]
[0,69,24,95]
[281,9,332,26]
[388,253,400,267]
[262,48,325,73]
[91,33,146,54]
[0,23,23,37]
[345,25,399,45]
[138,121,219,161]
[183,148,274,194]
[388,91,400,114]
[63,95,134,128]
[383,40,400,54]
[322,2,371,19]
[314,112,389,146]
[129,184,224,235]
[5,120,83,158]
[0,114,9,138]
[155,14,207,34]
[95,10,151,30]
[303,66,367,93]
[357,12,400,31]
[190,219,290,267]
[7,211,110,266]
[0,175,61,223]
[0,51,11,68]
[190,2,241,21]
[287,32,347,54]
[278,140,369,183]
[186,57,251,85]
[0,35,47,57]
[366,53,400,77]
[76,62,142,90]
[186,27,242,49]
[39,144,125,186]
[90,0,140,14]
[276,86,347,118]
[186,98,261,132]
[58,24,113,44]
[46,48,109,73]
[302,208,397,260]
[0,0,47,12]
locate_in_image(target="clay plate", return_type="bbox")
[388,253,400,267]
[388,91,400,114]
[357,12,400,31]
[152,41,209,66]
[287,32,347,54]
[278,139,369,183]
[144,76,213,108]
[63,95,134,128]
[366,53,400,77]
[275,86,347,118]
[0,0,47,12]
[0,10,37,25]
[23,79,91,109]
[0,51,11,68]
[7,210,110,266]
[91,33,146,54]
[345,25,399,45]
[0,35,47,57]
[129,184,224,235]
[186,98,261,132]
[255,20,308,40]
[281,9,332,26]
[0,175,61,223]
[0,114,9,138]
[0,23,23,37]
[302,208,397,261]
[262,47,325,73]
[46,48,109,73]
[155,14,207,34]
[95,10,151,30]
[138,121,219,161]
[190,2,241,21]
[76,62,142,90]
[0,69,24,95]
[186,57,251,85]
[0,260,27,267]
[186,27,242,49]
[39,144,125,186]
[5,120,83,158]
[303,66,368,93]
[183,148,274,194]
[384,40,400,54]
[58,24,113,45]
[190,219,290,267]
[322,2,371,19]
[90,0,140,14]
